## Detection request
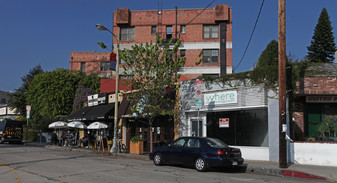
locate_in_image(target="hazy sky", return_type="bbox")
[1,0,337,92]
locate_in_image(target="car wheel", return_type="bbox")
[153,153,163,166]
[195,157,207,172]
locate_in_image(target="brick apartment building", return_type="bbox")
[69,4,233,92]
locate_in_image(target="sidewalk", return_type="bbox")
[28,142,337,182]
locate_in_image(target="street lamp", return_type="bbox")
[96,24,120,153]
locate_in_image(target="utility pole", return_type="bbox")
[278,0,287,168]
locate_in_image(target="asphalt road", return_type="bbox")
[0,144,326,183]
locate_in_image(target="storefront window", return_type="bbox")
[207,109,268,147]
[305,103,337,139]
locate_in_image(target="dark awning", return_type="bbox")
[118,98,133,118]
[68,103,115,121]
[84,103,115,120]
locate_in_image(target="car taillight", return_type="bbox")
[216,150,228,155]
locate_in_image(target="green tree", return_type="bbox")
[8,65,44,117]
[26,69,100,130]
[251,40,279,87]
[306,8,336,63]
[120,37,185,152]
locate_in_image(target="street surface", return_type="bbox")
[0,144,326,183]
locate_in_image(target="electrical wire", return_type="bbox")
[233,0,265,72]
[185,0,215,26]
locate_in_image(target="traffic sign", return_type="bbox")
[195,99,202,109]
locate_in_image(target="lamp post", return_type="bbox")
[96,24,120,153]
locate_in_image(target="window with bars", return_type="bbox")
[80,62,86,72]
[180,25,186,34]
[180,49,186,58]
[100,62,110,71]
[203,49,219,63]
[120,27,135,41]
[166,26,172,39]
[151,26,157,34]
[203,25,219,39]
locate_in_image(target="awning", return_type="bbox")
[68,103,115,121]
[118,98,133,118]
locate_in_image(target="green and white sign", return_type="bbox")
[204,91,237,105]
[195,99,202,109]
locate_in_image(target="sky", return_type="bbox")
[1,0,337,92]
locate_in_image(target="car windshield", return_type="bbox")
[205,138,228,148]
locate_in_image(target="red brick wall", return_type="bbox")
[113,7,232,44]
[296,77,337,95]
[112,5,232,71]
[70,52,111,74]
[293,97,305,134]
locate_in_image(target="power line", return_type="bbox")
[185,0,215,26]
[233,0,265,72]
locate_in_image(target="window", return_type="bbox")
[205,138,228,148]
[203,49,219,63]
[203,25,218,39]
[120,27,135,41]
[80,62,86,72]
[180,25,186,34]
[100,62,110,72]
[166,26,172,39]
[202,74,219,78]
[173,138,187,147]
[151,26,157,34]
[187,139,201,148]
[180,49,186,58]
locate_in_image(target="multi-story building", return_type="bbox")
[69,4,233,91]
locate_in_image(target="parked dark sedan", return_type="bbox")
[149,137,244,172]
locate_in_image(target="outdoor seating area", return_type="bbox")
[48,121,112,151]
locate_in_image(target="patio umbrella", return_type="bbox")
[68,121,87,129]
[48,121,68,129]
[48,121,68,146]
[87,122,108,129]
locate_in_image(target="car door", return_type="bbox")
[180,138,202,165]
[165,138,188,163]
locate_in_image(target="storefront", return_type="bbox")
[179,80,280,161]
[118,94,176,153]
[67,94,116,141]
[299,96,337,138]
[293,64,337,141]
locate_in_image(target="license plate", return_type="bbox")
[232,161,238,165]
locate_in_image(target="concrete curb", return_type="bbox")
[245,166,328,181]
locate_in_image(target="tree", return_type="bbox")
[306,8,336,63]
[120,37,185,152]
[26,69,100,130]
[251,40,279,87]
[8,65,44,117]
